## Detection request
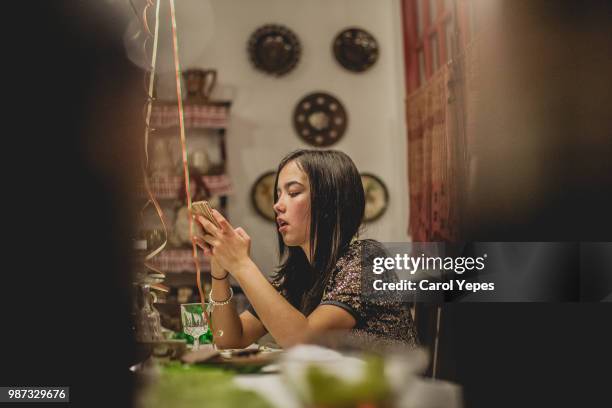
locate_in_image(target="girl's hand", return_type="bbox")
[194,209,252,274]
[209,255,227,280]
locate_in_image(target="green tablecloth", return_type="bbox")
[138,363,274,408]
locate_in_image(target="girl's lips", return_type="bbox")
[278,225,289,233]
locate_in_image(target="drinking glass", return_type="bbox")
[180,302,211,351]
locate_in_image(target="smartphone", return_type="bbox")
[191,200,221,228]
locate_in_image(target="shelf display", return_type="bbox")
[147,248,211,274]
[150,138,176,178]
[139,174,232,200]
[143,90,232,275]
[150,101,230,129]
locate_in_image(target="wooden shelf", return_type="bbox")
[139,174,233,200]
[151,101,230,130]
[148,248,211,274]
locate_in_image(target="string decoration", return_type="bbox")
[167,0,212,331]
[130,0,170,277]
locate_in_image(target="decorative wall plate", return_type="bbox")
[333,27,379,72]
[293,92,347,147]
[361,173,388,222]
[251,171,277,222]
[247,24,301,76]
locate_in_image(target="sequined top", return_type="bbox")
[247,240,418,347]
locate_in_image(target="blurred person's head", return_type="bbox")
[463,0,612,241]
[3,1,142,405]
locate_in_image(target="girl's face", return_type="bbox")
[274,160,311,251]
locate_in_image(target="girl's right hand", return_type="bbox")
[200,224,249,279]
[194,209,252,274]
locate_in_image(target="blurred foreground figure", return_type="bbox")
[445,2,612,408]
[2,2,141,407]
[465,0,612,241]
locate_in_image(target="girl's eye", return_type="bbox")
[289,191,300,197]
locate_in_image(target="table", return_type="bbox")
[140,344,463,408]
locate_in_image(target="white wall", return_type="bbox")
[156,0,409,276]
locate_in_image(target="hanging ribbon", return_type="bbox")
[168,0,212,331]
[137,0,170,277]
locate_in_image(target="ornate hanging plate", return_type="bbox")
[247,24,301,76]
[251,171,277,222]
[293,92,347,147]
[361,173,389,222]
[333,27,379,72]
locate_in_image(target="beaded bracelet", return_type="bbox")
[209,286,233,307]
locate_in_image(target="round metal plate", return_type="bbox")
[293,92,347,147]
[248,24,301,76]
[251,171,277,222]
[333,27,379,72]
[361,173,389,222]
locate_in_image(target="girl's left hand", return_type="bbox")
[194,209,252,274]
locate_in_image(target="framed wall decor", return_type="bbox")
[247,24,301,76]
[251,171,277,222]
[293,92,347,147]
[361,173,389,222]
[333,27,379,72]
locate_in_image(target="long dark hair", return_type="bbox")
[271,149,365,315]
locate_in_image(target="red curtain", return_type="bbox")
[407,65,459,242]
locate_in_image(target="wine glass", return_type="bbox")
[180,302,211,351]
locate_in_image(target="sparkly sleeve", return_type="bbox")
[319,244,365,323]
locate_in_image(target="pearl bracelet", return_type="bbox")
[209,286,233,307]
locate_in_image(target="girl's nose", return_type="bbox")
[273,199,285,214]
